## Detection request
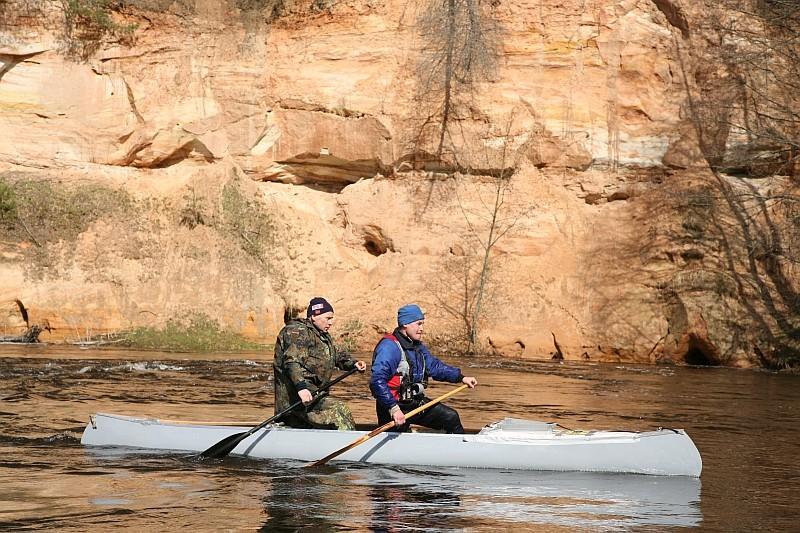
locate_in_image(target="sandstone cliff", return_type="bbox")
[1,0,798,368]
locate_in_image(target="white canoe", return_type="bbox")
[80,414,702,477]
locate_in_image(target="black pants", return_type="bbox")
[376,398,464,434]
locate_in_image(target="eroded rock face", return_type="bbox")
[0,48,138,166]
[1,0,796,367]
[243,106,393,188]
[0,0,691,178]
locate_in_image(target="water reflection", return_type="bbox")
[261,474,324,531]
[357,466,701,530]
[253,462,701,531]
[367,478,464,532]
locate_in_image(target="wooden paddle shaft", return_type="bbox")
[310,383,469,467]
[198,367,360,459]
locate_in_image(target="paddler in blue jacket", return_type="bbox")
[369,304,477,433]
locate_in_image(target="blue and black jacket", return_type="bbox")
[369,327,463,411]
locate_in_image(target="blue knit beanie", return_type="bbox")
[307,297,334,317]
[397,304,425,326]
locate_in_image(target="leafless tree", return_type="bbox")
[670,0,800,367]
[696,0,800,177]
[413,0,501,162]
[430,114,532,354]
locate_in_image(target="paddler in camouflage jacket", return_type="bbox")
[273,297,366,430]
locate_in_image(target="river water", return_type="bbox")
[1,344,797,531]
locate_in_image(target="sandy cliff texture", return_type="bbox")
[1,0,797,367]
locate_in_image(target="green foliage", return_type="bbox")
[122,312,266,352]
[218,179,289,297]
[64,0,137,36]
[220,180,278,267]
[235,0,284,14]
[0,182,17,228]
[119,0,192,11]
[232,0,288,30]
[0,177,133,246]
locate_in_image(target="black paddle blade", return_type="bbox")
[197,431,247,459]
[197,369,360,461]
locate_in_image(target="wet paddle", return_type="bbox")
[198,367,359,459]
[308,383,469,467]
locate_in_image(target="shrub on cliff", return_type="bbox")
[122,312,265,352]
[218,179,289,297]
[0,175,133,247]
[63,0,137,37]
[0,182,17,228]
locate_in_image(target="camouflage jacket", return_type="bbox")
[273,318,356,396]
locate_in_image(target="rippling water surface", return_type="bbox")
[1,344,798,531]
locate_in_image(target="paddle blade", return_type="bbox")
[198,368,361,461]
[307,434,372,467]
[198,431,247,459]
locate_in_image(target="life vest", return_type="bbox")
[380,333,426,403]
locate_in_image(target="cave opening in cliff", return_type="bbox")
[364,236,387,256]
[684,336,719,366]
[361,226,393,257]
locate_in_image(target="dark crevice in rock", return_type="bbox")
[277,98,367,119]
[394,152,518,178]
[361,225,394,257]
[150,140,215,168]
[364,238,385,256]
[264,153,388,192]
[651,0,690,39]
[683,334,719,366]
[123,78,145,123]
